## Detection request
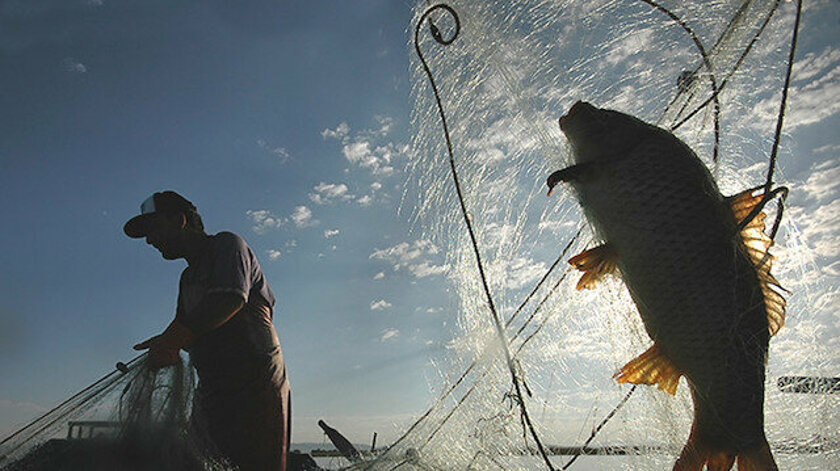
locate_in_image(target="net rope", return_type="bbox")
[373,0,837,469]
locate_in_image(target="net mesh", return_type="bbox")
[0,355,232,471]
[362,0,839,469]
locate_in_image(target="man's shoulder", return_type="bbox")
[213,231,246,244]
[211,231,254,256]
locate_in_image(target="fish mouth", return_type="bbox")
[558,101,594,131]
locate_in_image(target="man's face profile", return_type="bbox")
[144,213,185,260]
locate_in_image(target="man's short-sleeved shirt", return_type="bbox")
[177,232,280,375]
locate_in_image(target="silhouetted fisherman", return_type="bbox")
[125,191,291,471]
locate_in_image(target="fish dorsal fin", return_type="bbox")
[726,188,787,337]
[568,243,618,290]
[614,343,682,395]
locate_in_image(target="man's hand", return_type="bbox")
[133,320,196,369]
[133,334,180,368]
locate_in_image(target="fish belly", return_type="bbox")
[573,137,770,449]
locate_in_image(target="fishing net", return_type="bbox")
[0,355,232,471]
[361,0,839,469]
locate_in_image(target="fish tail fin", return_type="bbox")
[673,426,734,471]
[672,427,711,471]
[673,427,777,471]
[707,453,736,471]
[736,436,778,471]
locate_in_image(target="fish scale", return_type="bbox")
[550,101,780,470]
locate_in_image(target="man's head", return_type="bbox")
[124,191,205,260]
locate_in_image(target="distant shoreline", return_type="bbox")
[294,441,837,457]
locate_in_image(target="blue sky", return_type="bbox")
[1,0,839,451]
[0,0,449,444]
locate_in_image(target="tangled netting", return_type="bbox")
[360,1,839,470]
[0,355,233,471]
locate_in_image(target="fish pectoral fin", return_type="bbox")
[736,438,778,471]
[726,187,787,337]
[707,453,737,471]
[568,243,618,290]
[546,163,596,195]
[614,343,682,395]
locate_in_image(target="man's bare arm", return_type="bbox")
[133,292,244,368]
[179,291,245,336]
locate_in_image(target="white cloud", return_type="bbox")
[538,219,577,234]
[370,240,449,279]
[604,28,655,66]
[357,195,373,206]
[342,140,398,176]
[801,158,840,202]
[370,182,383,191]
[370,240,437,264]
[324,229,340,239]
[380,328,400,341]
[291,206,317,228]
[466,118,531,155]
[344,141,374,165]
[371,240,430,263]
[373,272,385,280]
[309,182,353,205]
[789,198,840,259]
[373,115,394,136]
[246,209,285,234]
[748,46,840,130]
[824,260,840,277]
[267,249,282,260]
[62,57,86,73]
[323,119,406,181]
[408,261,448,278]
[815,289,840,313]
[814,143,840,154]
[257,139,290,163]
[322,122,350,140]
[371,299,392,311]
[787,156,840,262]
[787,69,840,128]
[500,256,548,290]
[482,222,517,249]
[792,46,840,82]
[478,148,507,162]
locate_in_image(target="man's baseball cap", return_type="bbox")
[123,191,200,238]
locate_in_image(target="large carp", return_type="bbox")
[547,102,786,471]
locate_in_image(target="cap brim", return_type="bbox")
[124,213,156,238]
